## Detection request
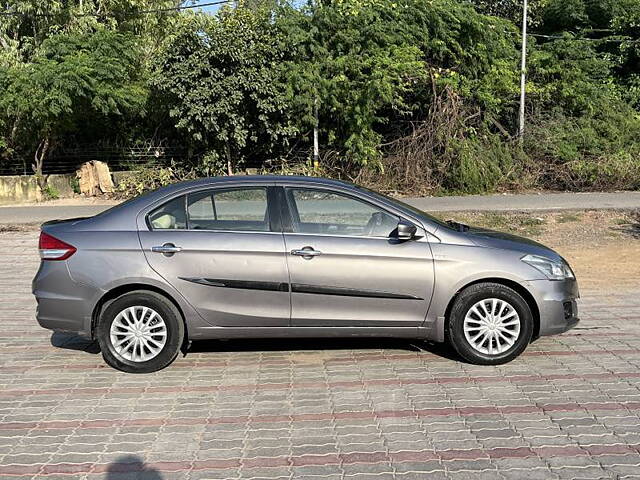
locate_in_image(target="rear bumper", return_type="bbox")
[32,261,99,339]
[524,278,580,337]
[35,298,92,338]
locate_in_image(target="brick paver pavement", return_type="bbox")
[1,230,640,479]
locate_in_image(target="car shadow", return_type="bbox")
[49,332,464,362]
[50,331,100,354]
[188,337,463,362]
[104,455,163,479]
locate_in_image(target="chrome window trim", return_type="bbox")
[283,231,428,242]
[142,228,282,236]
[135,179,438,238]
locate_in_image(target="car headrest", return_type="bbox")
[151,214,176,229]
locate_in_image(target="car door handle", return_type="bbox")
[152,244,182,254]
[291,248,322,257]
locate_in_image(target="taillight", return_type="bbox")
[38,232,76,261]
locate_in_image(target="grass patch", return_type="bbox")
[517,216,546,236]
[558,213,581,223]
[480,212,511,230]
[434,212,547,237]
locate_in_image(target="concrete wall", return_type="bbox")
[0,169,260,204]
[0,174,75,205]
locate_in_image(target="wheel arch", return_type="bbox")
[91,283,189,346]
[444,277,540,340]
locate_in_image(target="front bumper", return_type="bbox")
[524,278,580,337]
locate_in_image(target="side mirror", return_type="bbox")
[395,221,417,240]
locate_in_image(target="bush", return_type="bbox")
[116,163,196,197]
[447,135,529,194]
[566,152,640,190]
[351,85,532,196]
[70,176,81,194]
[42,184,59,200]
[523,103,640,191]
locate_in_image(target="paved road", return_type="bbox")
[407,191,640,213]
[2,230,640,479]
[1,191,639,225]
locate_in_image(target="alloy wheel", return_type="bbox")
[463,298,521,355]
[109,306,167,362]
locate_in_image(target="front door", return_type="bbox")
[138,186,290,327]
[282,187,434,327]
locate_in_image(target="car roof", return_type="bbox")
[159,175,353,191]
[137,175,360,206]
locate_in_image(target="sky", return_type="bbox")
[192,0,225,15]
[191,0,306,14]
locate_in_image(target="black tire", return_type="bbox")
[447,282,533,365]
[97,290,184,373]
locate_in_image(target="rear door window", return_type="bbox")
[148,196,187,230]
[187,188,269,232]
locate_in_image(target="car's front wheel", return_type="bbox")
[448,282,533,365]
[97,290,184,373]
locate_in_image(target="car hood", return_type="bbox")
[464,226,562,261]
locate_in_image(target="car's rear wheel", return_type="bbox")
[97,291,184,373]
[447,282,533,365]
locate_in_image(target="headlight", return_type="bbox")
[521,254,575,281]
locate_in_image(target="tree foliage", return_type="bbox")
[0,30,146,183]
[153,7,297,175]
[0,0,638,194]
[274,0,519,167]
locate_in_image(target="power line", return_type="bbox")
[528,32,640,43]
[0,1,229,18]
[2,2,638,44]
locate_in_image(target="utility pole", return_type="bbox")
[313,97,319,170]
[518,0,528,139]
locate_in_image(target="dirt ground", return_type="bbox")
[437,209,640,292]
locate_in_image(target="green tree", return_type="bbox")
[277,1,427,166]
[0,30,146,187]
[533,0,640,107]
[278,0,519,166]
[0,0,183,179]
[610,0,640,107]
[153,7,297,175]
[527,36,617,114]
[467,0,550,27]
[0,0,182,66]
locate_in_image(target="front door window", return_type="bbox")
[287,188,398,237]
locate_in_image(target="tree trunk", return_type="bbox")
[225,141,233,176]
[313,97,319,170]
[32,137,50,193]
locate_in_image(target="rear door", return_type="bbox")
[281,186,434,327]
[138,185,290,327]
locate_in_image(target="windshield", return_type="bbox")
[353,185,452,229]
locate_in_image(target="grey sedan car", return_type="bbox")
[33,176,579,372]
